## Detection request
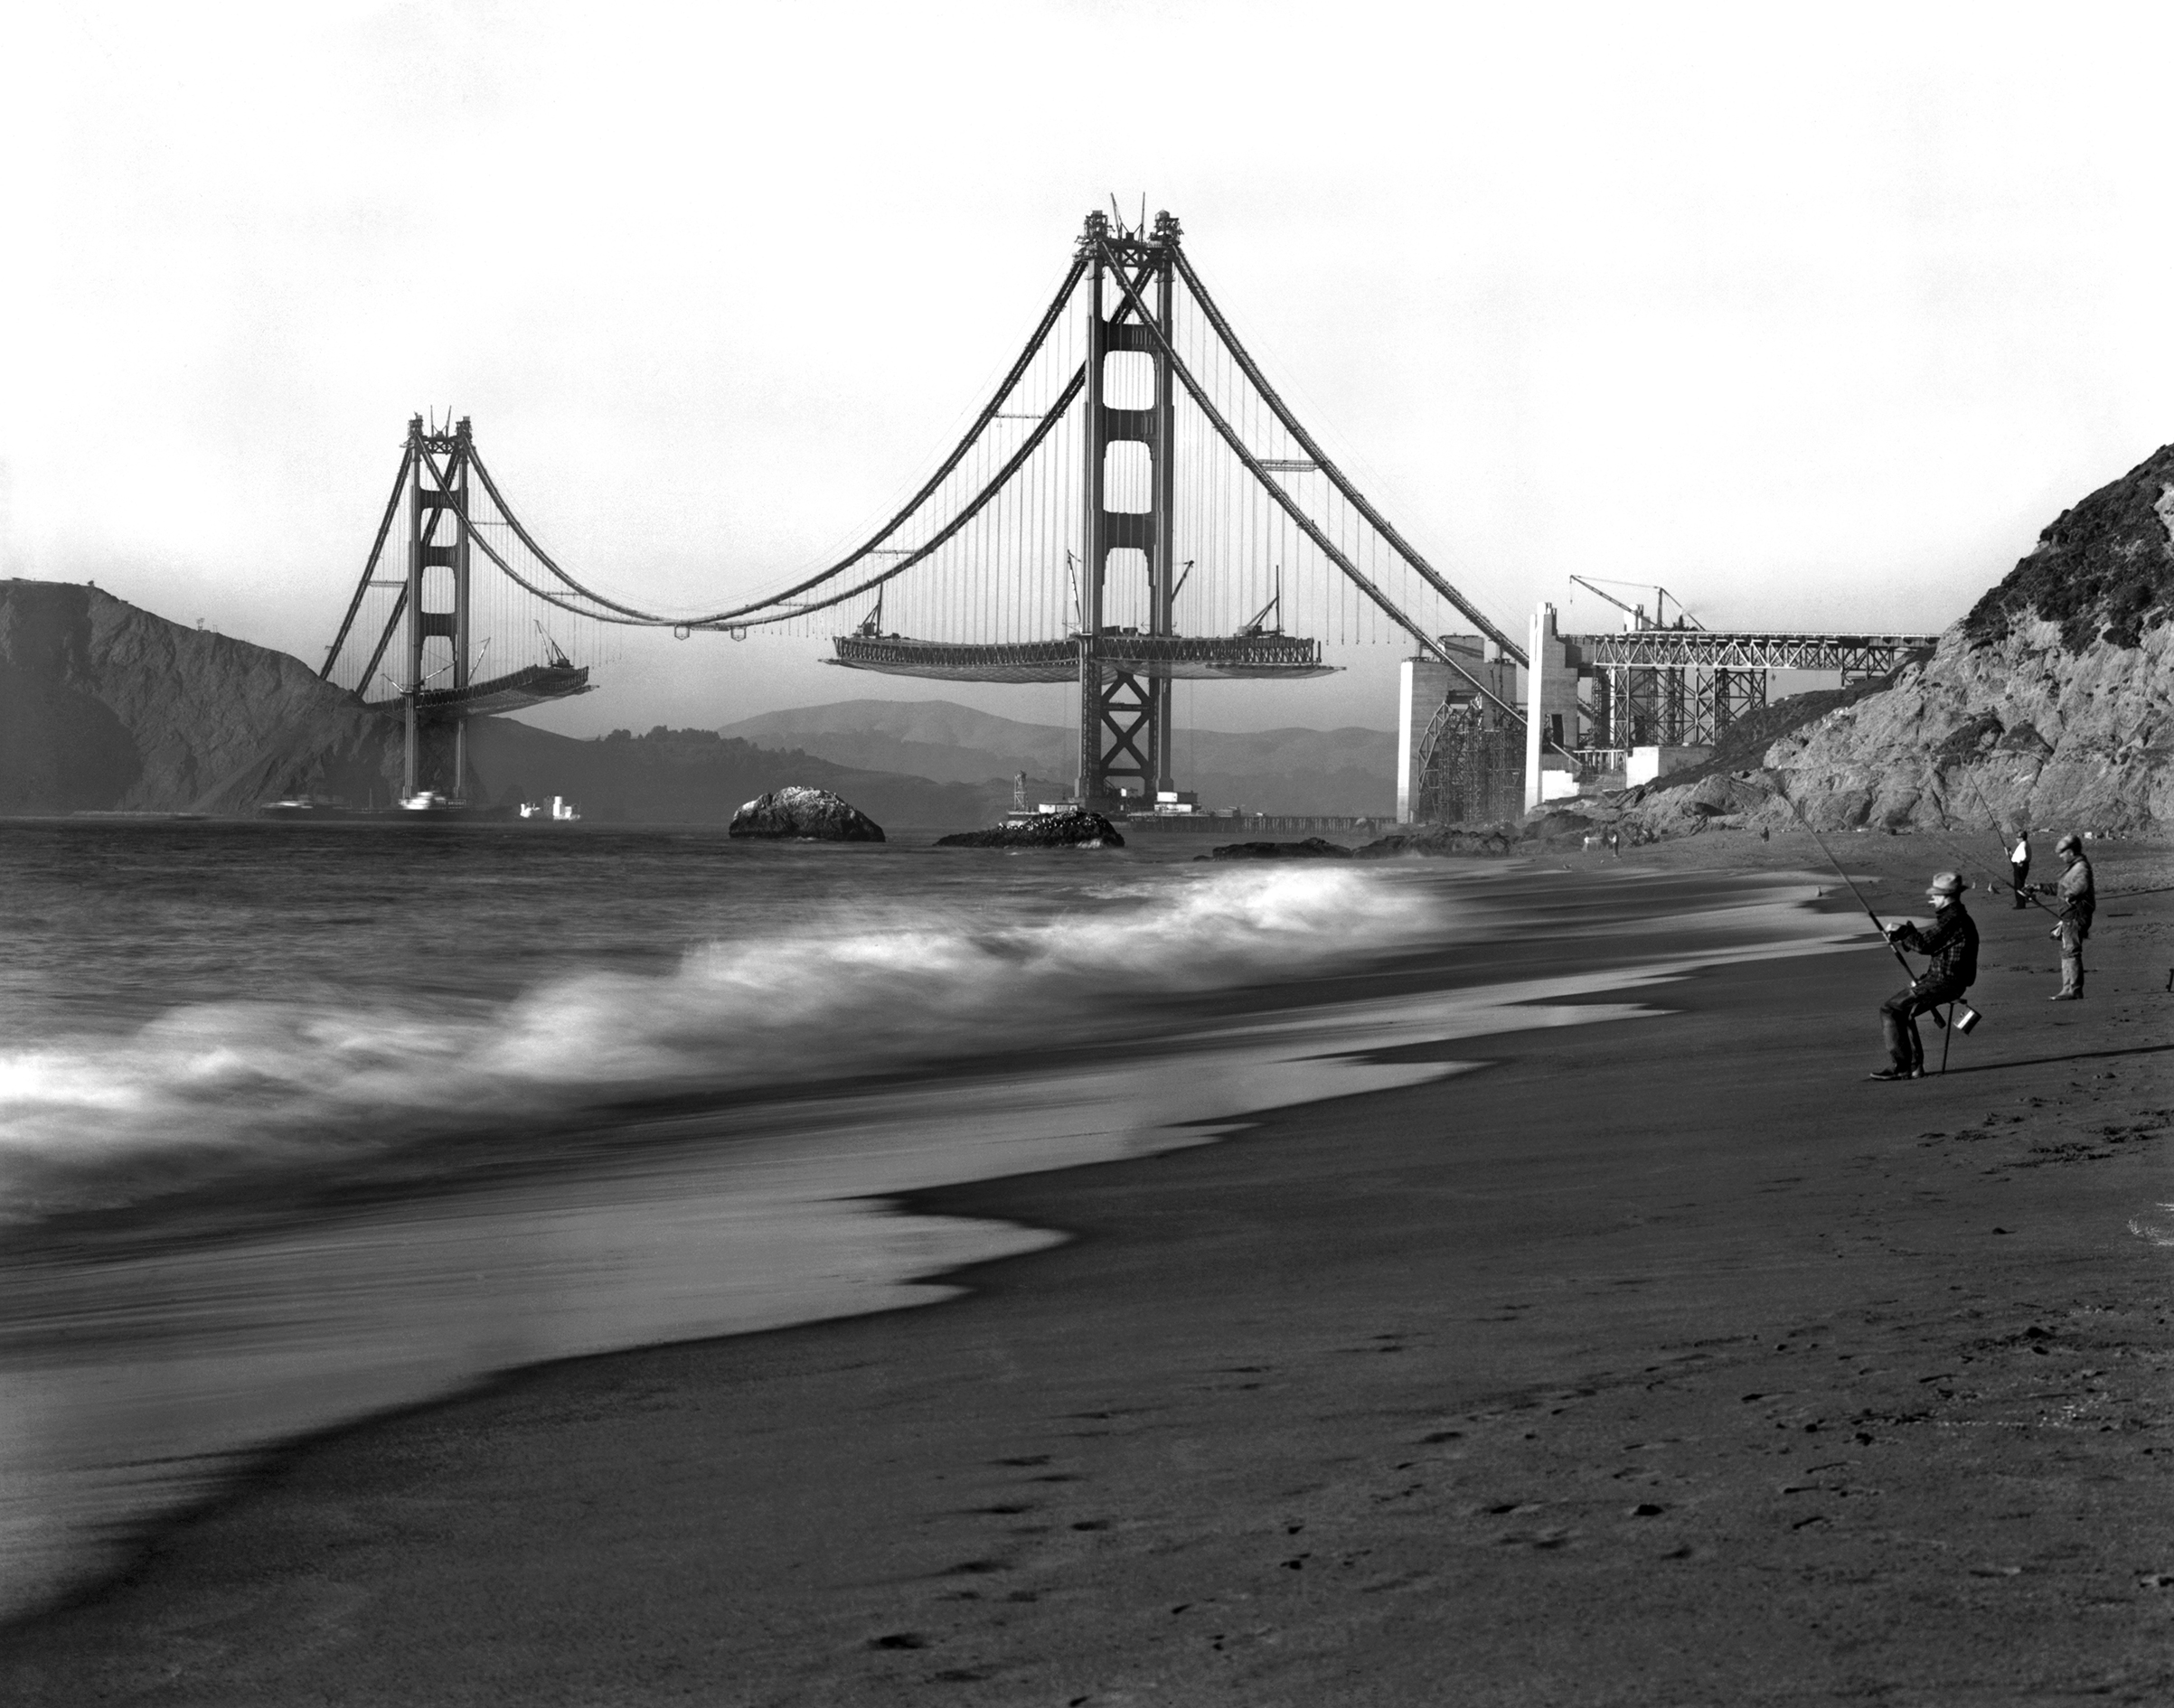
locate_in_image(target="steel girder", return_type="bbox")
[1573,632,1937,672]
[830,633,1338,683]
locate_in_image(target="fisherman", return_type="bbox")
[2009,826,2031,909]
[2038,832,2094,1000]
[1870,872,1979,1081]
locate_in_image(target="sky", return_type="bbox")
[5,1,2173,737]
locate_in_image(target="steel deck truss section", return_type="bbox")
[830,633,1338,682]
[364,662,593,719]
[1576,631,1938,672]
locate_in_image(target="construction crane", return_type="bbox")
[1567,575,1706,632]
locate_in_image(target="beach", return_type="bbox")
[3,831,2170,1703]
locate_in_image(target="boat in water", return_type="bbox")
[256,793,514,824]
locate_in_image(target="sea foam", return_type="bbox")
[0,864,1435,1221]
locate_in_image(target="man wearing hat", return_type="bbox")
[2038,832,2095,999]
[1871,871,1979,1080]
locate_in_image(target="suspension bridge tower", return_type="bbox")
[400,412,474,801]
[319,415,596,808]
[1075,208,1181,810]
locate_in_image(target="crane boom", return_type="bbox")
[1567,576,1706,631]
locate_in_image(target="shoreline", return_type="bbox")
[0,868,1841,1626]
[5,842,2171,1702]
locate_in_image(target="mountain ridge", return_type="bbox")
[718,698,1398,814]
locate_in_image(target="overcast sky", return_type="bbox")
[5,1,2170,735]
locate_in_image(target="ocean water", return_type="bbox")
[0,820,1849,1622]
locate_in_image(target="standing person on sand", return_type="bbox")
[2009,827,2031,909]
[1870,872,1979,1081]
[2039,833,2094,999]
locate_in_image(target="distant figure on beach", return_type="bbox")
[2009,827,2031,909]
[1870,871,1978,1081]
[2038,833,2094,999]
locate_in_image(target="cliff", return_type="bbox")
[0,579,403,814]
[1622,446,2174,837]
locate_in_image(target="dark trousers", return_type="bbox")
[1881,982,1962,1072]
[2010,862,2029,907]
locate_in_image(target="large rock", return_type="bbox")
[936,809,1124,849]
[1199,837,1352,861]
[1621,444,2174,838]
[727,785,885,841]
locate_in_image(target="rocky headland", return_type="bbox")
[0,580,404,814]
[1619,445,2174,839]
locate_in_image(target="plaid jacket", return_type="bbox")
[1894,904,1978,991]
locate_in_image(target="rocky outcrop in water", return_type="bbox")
[936,810,1124,849]
[1620,445,2174,838]
[0,579,403,814]
[727,785,886,841]
[1355,824,1517,859]
[1199,837,1352,860]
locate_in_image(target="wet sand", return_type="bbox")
[5,838,2172,1704]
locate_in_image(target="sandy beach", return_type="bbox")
[5,832,2170,1705]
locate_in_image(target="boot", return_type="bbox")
[2052,955,2082,1000]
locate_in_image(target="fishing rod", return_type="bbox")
[1763,783,1941,1009]
[1918,820,2026,913]
[1951,768,2060,916]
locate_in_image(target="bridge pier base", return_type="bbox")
[1524,604,1580,812]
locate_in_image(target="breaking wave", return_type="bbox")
[0,865,1436,1221]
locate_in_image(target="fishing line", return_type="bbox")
[1734,774,1939,1003]
[1950,765,2062,917]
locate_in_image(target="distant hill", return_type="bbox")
[0,582,1012,828]
[719,698,1398,815]
[464,721,1013,828]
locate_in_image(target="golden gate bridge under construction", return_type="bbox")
[318,209,1935,822]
